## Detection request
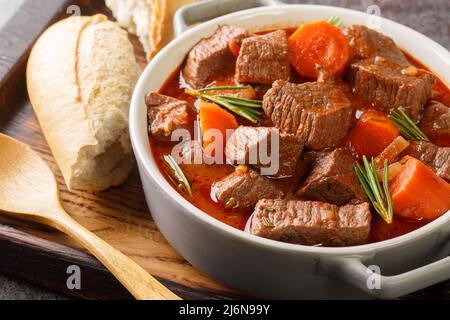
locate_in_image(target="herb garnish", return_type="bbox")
[164,155,192,197]
[388,107,430,141]
[355,157,393,224]
[327,16,344,28]
[185,86,263,123]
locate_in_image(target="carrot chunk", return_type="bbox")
[288,20,350,78]
[345,110,400,159]
[390,157,450,221]
[199,101,238,156]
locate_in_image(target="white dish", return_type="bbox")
[130,3,450,299]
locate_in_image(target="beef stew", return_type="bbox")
[146,22,450,247]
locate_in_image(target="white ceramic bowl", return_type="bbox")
[130,3,450,299]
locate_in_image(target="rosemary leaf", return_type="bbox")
[388,107,430,141]
[202,94,259,123]
[185,87,262,123]
[164,155,193,196]
[198,85,251,92]
[327,16,344,28]
[382,160,394,223]
[388,116,416,140]
[217,95,263,108]
[355,156,394,224]
[398,108,429,140]
[354,164,377,205]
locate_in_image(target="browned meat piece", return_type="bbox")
[263,76,352,150]
[402,141,450,182]
[349,58,434,122]
[212,169,284,209]
[346,25,434,122]
[296,148,366,205]
[346,24,409,65]
[226,126,304,177]
[420,100,450,138]
[236,30,290,84]
[146,92,194,141]
[250,199,371,246]
[182,25,249,89]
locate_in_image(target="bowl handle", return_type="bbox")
[174,0,283,37]
[333,242,450,299]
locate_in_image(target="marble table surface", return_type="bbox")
[0,0,448,300]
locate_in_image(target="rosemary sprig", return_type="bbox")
[327,16,344,28]
[198,85,251,92]
[388,107,430,141]
[216,95,262,108]
[354,157,393,224]
[164,155,192,196]
[185,86,263,123]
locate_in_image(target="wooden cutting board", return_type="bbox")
[0,0,448,300]
[0,0,244,300]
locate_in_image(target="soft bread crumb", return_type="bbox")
[106,0,197,61]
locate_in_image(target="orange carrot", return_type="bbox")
[199,101,238,155]
[229,39,241,58]
[390,157,450,221]
[345,110,400,159]
[288,20,350,78]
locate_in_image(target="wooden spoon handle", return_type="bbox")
[50,213,180,300]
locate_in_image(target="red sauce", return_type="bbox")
[150,33,450,244]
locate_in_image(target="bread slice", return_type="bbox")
[106,0,196,61]
[150,0,197,59]
[27,15,140,191]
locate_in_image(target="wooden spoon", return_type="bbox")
[0,134,180,300]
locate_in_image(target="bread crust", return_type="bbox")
[150,0,197,59]
[27,14,140,191]
[106,0,196,61]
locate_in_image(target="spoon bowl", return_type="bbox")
[0,133,180,300]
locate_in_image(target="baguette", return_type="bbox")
[27,14,140,191]
[106,0,196,61]
[150,0,197,59]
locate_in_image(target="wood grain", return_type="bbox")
[0,0,243,300]
[0,133,182,300]
[0,0,72,125]
[0,0,447,300]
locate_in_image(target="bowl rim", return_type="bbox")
[130,4,450,256]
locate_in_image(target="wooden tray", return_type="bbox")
[0,0,448,300]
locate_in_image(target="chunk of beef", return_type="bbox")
[182,25,249,89]
[236,30,290,84]
[212,169,284,209]
[296,148,366,205]
[349,57,434,121]
[250,200,371,246]
[226,126,304,177]
[420,100,450,138]
[402,141,450,182]
[346,24,409,65]
[346,25,434,122]
[146,93,193,141]
[263,76,353,150]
